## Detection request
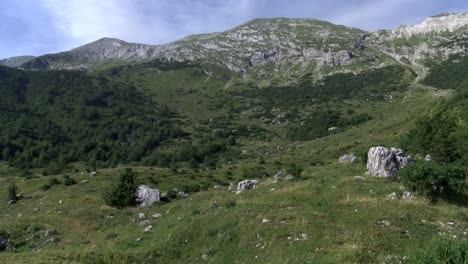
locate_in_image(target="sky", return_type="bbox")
[0,0,467,59]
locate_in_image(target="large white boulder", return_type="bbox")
[136,185,160,208]
[367,146,412,178]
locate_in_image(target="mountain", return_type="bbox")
[0,12,467,263]
[0,56,35,68]
[8,12,467,87]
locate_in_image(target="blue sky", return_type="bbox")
[0,0,467,58]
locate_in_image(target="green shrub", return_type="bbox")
[166,189,177,199]
[399,161,466,201]
[7,181,18,202]
[287,163,303,178]
[63,175,77,186]
[103,168,138,208]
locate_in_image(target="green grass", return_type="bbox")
[0,82,466,263]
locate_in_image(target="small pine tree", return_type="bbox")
[103,168,138,208]
[7,181,18,202]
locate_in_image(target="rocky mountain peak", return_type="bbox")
[391,11,468,38]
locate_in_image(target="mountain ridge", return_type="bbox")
[2,11,468,87]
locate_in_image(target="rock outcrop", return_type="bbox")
[367,146,412,178]
[338,153,359,163]
[136,185,160,208]
[236,180,258,194]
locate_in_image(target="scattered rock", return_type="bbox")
[143,225,153,233]
[339,153,359,163]
[376,219,391,227]
[8,200,15,205]
[236,180,258,194]
[402,191,414,200]
[387,192,398,201]
[79,180,88,184]
[274,171,284,180]
[59,200,63,204]
[367,146,412,178]
[354,176,365,180]
[228,182,235,191]
[284,175,294,180]
[262,218,270,223]
[178,191,189,198]
[17,214,22,218]
[138,213,146,219]
[201,253,208,260]
[139,220,150,226]
[425,154,432,161]
[328,126,339,131]
[90,171,97,177]
[152,213,161,219]
[136,237,142,242]
[136,185,160,208]
[44,229,57,237]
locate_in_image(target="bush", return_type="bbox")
[63,175,77,186]
[399,161,466,201]
[287,163,303,178]
[7,181,18,202]
[166,189,177,199]
[103,168,138,208]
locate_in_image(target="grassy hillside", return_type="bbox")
[0,56,466,263]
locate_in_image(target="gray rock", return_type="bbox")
[143,225,153,233]
[425,154,432,161]
[44,229,57,237]
[138,212,146,219]
[236,180,258,194]
[139,220,150,226]
[367,146,412,178]
[178,191,189,198]
[339,153,359,163]
[274,171,284,180]
[402,191,414,200]
[136,185,160,208]
[152,213,161,219]
[387,192,398,200]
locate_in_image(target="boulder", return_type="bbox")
[367,146,412,178]
[236,180,258,194]
[339,153,359,163]
[136,185,160,208]
[274,171,284,180]
[425,154,432,161]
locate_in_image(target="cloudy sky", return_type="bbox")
[0,0,466,58]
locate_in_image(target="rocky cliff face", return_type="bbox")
[10,12,468,86]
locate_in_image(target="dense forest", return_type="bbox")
[0,66,184,171]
